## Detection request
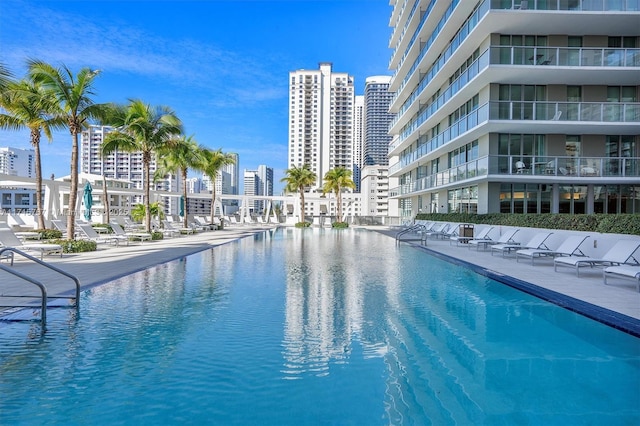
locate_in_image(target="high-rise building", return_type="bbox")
[288,62,355,189]
[363,76,393,167]
[244,165,273,212]
[352,95,365,192]
[387,1,639,218]
[80,125,181,215]
[0,147,34,177]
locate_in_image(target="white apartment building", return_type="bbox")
[81,125,181,216]
[0,147,34,177]
[288,62,355,189]
[387,1,639,218]
[361,165,391,217]
[353,95,365,192]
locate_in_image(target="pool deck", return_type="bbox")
[1,225,639,335]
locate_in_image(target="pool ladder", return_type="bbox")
[395,224,428,244]
[0,247,80,327]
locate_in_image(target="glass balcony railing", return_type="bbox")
[391,100,639,171]
[492,0,639,11]
[491,46,640,67]
[390,155,640,196]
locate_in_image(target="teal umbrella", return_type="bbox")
[83,182,93,221]
[179,195,185,217]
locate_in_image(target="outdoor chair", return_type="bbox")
[450,226,493,246]
[554,239,640,277]
[515,235,589,265]
[491,232,553,257]
[110,222,152,242]
[603,265,640,292]
[76,223,127,246]
[468,228,519,251]
[0,228,63,262]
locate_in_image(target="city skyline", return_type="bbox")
[0,0,393,193]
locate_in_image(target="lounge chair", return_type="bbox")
[554,239,640,277]
[110,222,152,242]
[468,228,519,251]
[491,232,553,257]
[194,216,216,230]
[450,226,493,246]
[162,220,194,235]
[152,219,180,238]
[603,265,640,292]
[76,223,127,246]
[515,235,589,265]
[0,228,63,262]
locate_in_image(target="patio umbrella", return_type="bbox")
[179,195,185,217]
[83,181,93,221]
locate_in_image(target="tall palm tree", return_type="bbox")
[28,60,103,239]
[0,78,65,229]
[281,164,317,224]
[0,63,12,92]
[101,99,183,232]
[199,148,236,225]
[322,167,356,223]
[155,135,203,229]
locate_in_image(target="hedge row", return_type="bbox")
[414,213,640,236]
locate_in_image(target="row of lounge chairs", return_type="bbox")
[420,221,640,292]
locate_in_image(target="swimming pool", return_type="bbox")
[1,228,638,424]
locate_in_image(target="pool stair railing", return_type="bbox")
[396,223,430,244]
[0,247,80,327]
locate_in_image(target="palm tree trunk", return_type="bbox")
[144,157,151,233]
[31,128,45,230]
[67,130,79,239]
[210,186,216,224]
[336,188,342,222]
[299,186,305,223]
[182,168,188,229]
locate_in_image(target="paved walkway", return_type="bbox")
[1,225,639,334]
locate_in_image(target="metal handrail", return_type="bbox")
[396,224,427,242]
[0,247,81,326]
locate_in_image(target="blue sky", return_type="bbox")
[0,0,393,192]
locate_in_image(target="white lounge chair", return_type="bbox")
[603,265,640,292]
[491,232,553,257]
[162,220,194,235]
[193,216,216,230]
[0,228,63,262]
[76,223,127,246]
[110,222,152,242]
[469,228,520,251]
[515,235,589,265]
[554,239,640,277]
[450,226,493,246]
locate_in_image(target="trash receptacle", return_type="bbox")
[459,224,474,242]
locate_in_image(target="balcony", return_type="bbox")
[390,100,639,164]
[390,155,640,197]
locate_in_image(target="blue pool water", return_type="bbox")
[1,228,639,425]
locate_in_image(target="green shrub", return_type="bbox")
[51,239,98,253]
[414,213,640,235]
[151,231,164,240]
[38,229,62,240]
[295,222,311,228]
[332,221,349,229]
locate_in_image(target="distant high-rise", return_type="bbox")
[0,147,34,177]
[352,95,365,192]
[288,62,355,189]
[363,76,393,167]
[244,165,273,212]
[80,125,180,215]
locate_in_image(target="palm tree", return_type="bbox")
[28,60,103,239]
[0,77,65,229]
[101,99,182,232]
[281,164,317,224]
[155,135,203,229]
[0,63,12,92]
[322,167,356,223]
[199,148,236,225]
